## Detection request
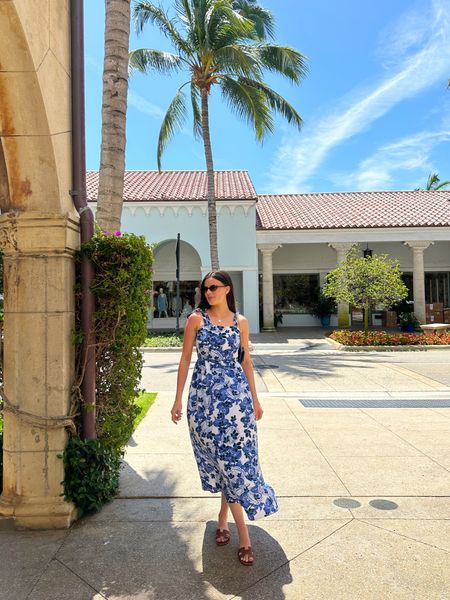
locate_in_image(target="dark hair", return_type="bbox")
[198,270,237,312]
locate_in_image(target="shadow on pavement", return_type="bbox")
[202,520,292,599]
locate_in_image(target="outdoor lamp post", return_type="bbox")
[175,233,180,336]
[363,243,372,258]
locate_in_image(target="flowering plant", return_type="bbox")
[330,330,450,346]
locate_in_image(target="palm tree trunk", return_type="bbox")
[96,0,131,233]
[200,87,219,270]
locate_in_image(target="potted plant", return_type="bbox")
[399,311,419,333]
[311,294,337,327]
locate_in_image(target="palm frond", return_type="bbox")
[219,75,273,141]
[157,89,188,170]
[232,0,275,40]
[434,180,450,190]
[426,172,440,190]
[214,44,262,78]
[174,0,193,28]
[129,48,183,75]
[254,44,308,83]
[190,82,203,139]
[240,77,302,129]
[133,1,191,55]
[206,0,255,50]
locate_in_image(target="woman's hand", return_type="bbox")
[171,401,183,424]
[253,400,264,421]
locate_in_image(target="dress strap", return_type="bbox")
[233,312,239,326]
[200,308,210,324]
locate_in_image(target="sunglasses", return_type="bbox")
[203,284,226,292]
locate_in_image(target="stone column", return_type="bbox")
[242,269,259,334]
[0,212,79,529]
[258,244,281,331]
[328,242,355,328]
[404,241,434,324]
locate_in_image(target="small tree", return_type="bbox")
[323,247,408,332]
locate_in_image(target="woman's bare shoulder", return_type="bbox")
[188,309,204,326]
[237,313,248,325]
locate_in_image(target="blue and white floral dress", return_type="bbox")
[187,309,278,520]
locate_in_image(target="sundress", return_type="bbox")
[187,309,278,520]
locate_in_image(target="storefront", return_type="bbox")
[87,172,450,332]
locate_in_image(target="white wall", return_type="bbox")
[258,241,450,273]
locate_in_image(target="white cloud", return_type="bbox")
[266,0,450,193]
[331,130,450,190]
[86,53,165,120]
[128,90,165,119]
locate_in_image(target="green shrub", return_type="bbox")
[59,437,121,516]
[0,428,3,493]
[62,231,153,514]
[78,231,153,451]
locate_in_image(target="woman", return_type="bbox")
[171,270,278,566]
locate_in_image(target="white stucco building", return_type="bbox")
[87,170,450,333]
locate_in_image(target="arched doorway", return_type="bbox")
[150,239,202,330]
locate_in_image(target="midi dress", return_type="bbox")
[187,309,278,521]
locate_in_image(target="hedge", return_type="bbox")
[329,330,450,346]
[61,231,153,514]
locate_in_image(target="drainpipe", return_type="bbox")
[70,0,96,440]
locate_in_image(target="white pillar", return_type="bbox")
[242,269,259,333]
[328,242,355,328]
[404,241,434,324]
[257,244,281,331]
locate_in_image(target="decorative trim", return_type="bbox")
[403,240,434,251]
[257,227,450,244]
[0,225,18,251]
[89,200,255,219]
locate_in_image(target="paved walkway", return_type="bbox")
[2,337,450,599]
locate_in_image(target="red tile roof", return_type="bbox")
[256,190,450,230]
[86,170,257,201]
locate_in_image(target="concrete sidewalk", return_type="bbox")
[2,346,450,599]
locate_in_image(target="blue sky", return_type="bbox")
[85,0,450,193]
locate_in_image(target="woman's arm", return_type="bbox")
[171,312,202,424]
[238,316,263,421]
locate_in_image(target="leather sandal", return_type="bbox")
[215,528,230,546]
[238,546,254,566]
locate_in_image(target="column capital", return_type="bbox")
[257,244,281,255]
[328,242,355,253]
[403,241,434,251]
[0,211,80,255]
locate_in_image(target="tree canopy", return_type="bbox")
[130,0,307,169]
[129,0,307,268]
[323,246,409,331]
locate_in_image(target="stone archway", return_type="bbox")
[0,2,78,528]
[151,240,202,328]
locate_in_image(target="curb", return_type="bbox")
[140,346,184,352]
[325,337,450,352]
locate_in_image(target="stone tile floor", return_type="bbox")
[2,343,450,599]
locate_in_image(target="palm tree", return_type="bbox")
[231,0,274,40]
[130,0,307,269]
[96,0,131,233]
[426,172,450,190]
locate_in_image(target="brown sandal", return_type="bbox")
[215,528,230,546]
[238,546,254,566]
